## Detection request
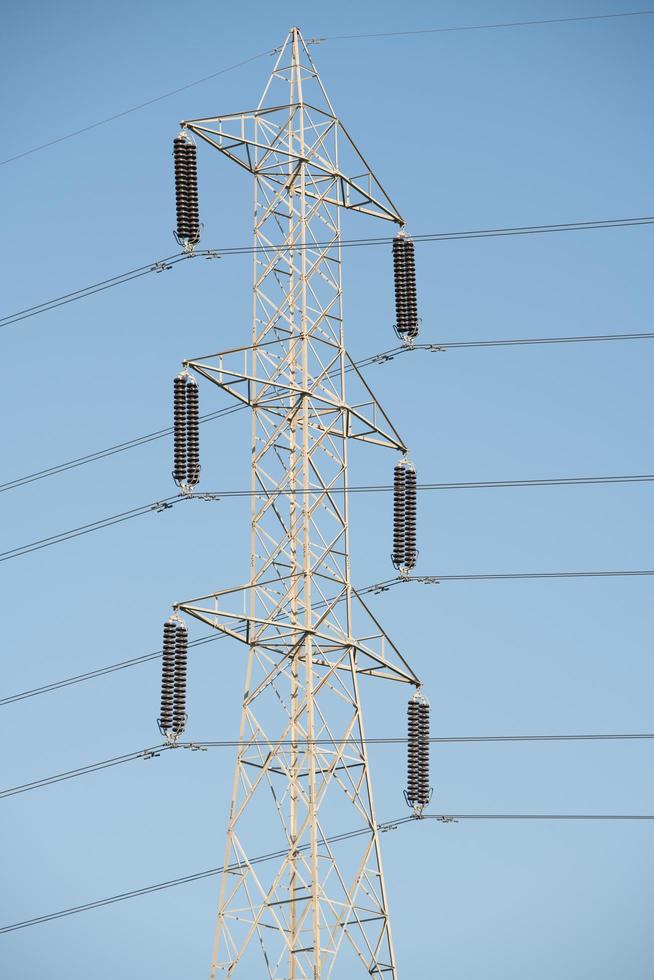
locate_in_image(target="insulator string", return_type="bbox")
[158,620,176,735]
[173,134,200,248]
[185,377,200,488]
[392,236,408,335]
[172,374,188,486]
[172,373,200,491]
[404,465,417,570]
[158,619,189,739]
[172,622,188,737]
[392,463,406,569]
[392,460,418,574]
[392,234,419,340]
[406,692,431,813]
[404,238,418,338]
[418,699,431,805]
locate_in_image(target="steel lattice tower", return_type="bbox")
[174,28,420,978]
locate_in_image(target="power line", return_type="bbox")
[2,809,652,935]
[416,332,654,351]
[2,216,652,331]
[210,217,654,256]
[4,338,654,497]
[369,570,654,592]
[0,403,243,495]
[0,496,181,563]
[0,817,425,934]
[313,9,654,42]
[3,733,653,801]
[0,252,189,329]
[0,254,181,318]
[0,746,167,800]
[0,585,342,708]
[3,551,653,708]
[0,633,221,707]
[2,473,652,564]
[422,813,654,820]
[186,474,654,499]
[0,823,384,934]
[2,584,340,710]
[0,50,274,167]
[3,11,649,171]
[395,474,654,491]
[190,734,654,747]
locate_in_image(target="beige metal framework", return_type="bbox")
[175,28,419,978]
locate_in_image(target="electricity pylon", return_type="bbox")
[175,27,420,978]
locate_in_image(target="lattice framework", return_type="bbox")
[175,28,419,978]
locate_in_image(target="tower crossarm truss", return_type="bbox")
[183,342,408,452]
[182,103,403,225]
[177,28,418,979]
[176,578,419,686]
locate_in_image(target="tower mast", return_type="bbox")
[175,27,420,977]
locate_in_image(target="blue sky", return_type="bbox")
[1,1,652,977]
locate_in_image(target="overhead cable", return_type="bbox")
[314,10,654,42]
[2,734,654,802]
[0,403,242,495]
[0,50,274,167]
[2,216,652,331]
[2,810,652,935]
[0,633,221,707]
[0,747,167,800]
[182,474,654,499]
[4,338,654,495]
[0,496,181,563]
[0,817,434,934]
[0,253,188,329]
[4,550,653,707]
[189,733,654,747]
[209,217,654,256]
[369,570,654,592]
[4,11,651,171]
[2,473,652,564]
[413,332,654,352]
